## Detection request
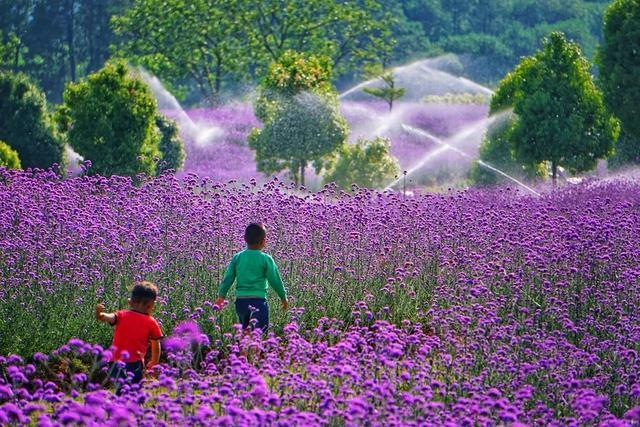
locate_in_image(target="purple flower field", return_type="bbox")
[0,167,639,426]
[171,102,489,187]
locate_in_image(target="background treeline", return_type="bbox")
[0,0,610,104]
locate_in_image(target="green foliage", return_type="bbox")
[250,51,348,186]
[608,130,640,170]
[0,71,64,169]
[0,31,20,70]
[113,0,391,100]
[262,51,333,98]
[323,137,399,190]
[238,0,393,77]
[250,92,349,186]
[470,116,545,186]
[0,140,21,169]
[156,114,185,173]
[1,0,129,102]
[491,32,618,182]
[57,61,161,177]
[0,0,612,101]
[362,64,405,111]
[398,0,609,84]
[598,0,640,168]
[112,0,243,101]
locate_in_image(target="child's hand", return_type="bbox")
[214,297,226,309]
[146,363,158,379]
[281,299,289,311]
[95,303,105,320]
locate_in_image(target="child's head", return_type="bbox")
[128,281,158,313]
[245,223,266,249]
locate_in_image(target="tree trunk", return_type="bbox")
[551,160,557,187]
[67,0,77,81]
[13,41,21,71]
[214,52,222,100]
[300,160,306,187]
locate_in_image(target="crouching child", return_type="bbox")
[95,281,163,391]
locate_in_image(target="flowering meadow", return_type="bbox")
[0,166,639,426]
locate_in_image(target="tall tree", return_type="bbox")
[0,0,127,101]
[249,51,348,186]
[598,0,640,167]
[362,64,405,111]
[237,0,393,77]
[0,0,35,71]
[112,0,244,102]
[493,32,618,184]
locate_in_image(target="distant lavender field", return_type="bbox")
[169,102,488,186]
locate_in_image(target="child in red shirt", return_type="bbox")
[95,281,163,387]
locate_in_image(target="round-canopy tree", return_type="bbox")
[323,136,399,190]
[492,32,619,184]
[249,51,349,186]
[0,140,21,169]
[57,61,161,177]
[598,0,640,168]
[0,71,64,170]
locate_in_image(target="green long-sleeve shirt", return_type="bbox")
[217,249,287,300]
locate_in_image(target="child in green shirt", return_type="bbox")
[215,223,288,332]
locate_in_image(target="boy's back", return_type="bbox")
[219,249,286,300]
[216,223,288,333]
[112,310,162,362]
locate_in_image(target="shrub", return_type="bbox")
[0,71,64,169]
[156,114,185,173]
[57,61,161,177]
[323,136,399,190]
[0,140,21,169]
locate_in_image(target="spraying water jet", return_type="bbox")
[138,69,224,146]
[391,123,540,196]
[339,55,494,101]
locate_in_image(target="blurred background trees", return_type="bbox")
[0,0,613,103]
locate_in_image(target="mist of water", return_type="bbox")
[391,122,540,196]
[339,55,494,100]
[64,145,84,176]
[138,69,224,146]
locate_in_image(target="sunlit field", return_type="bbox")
[1,167,638,425]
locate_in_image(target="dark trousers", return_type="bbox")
[109,360,143,394]
[235,298,269,333]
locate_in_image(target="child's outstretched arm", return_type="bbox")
[95,303,116,325]
[266,256,288,310]
[215,255,238,307]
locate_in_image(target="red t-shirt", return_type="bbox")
[111,310,163,363]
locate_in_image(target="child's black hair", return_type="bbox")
[245,223,266,246]
[131,281,158,304]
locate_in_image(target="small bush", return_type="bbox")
[156,114,185,173]
[323,136,399,190]
[0,140,21,169]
